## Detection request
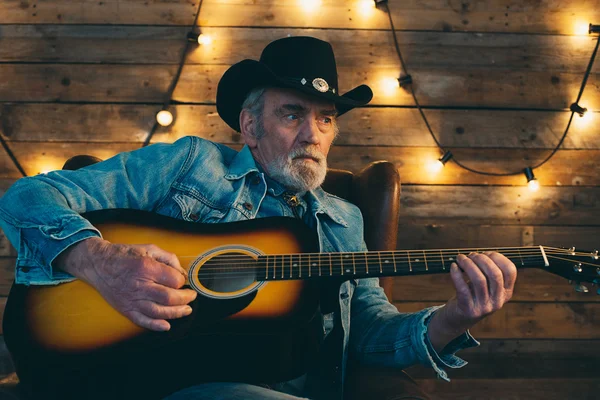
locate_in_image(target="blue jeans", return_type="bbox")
[163,382,310,400]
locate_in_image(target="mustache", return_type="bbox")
[289,147,325,162]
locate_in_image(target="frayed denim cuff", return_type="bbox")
[413,306,480,382]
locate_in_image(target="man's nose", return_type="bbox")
[299,118,320,144]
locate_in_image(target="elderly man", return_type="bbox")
[0,37,516,400]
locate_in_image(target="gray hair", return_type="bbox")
[241,87,267,138]
[241,87,340,139]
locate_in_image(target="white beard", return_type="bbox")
[265,146,327,193]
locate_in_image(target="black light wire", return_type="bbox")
[379,0,600,177]
[142,0,204,147]
[0,1,205,175]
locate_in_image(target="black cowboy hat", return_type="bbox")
[216,36,373,132]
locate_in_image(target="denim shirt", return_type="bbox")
[0,136,478,397]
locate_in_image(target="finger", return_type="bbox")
[137,300,193,320]
[146,245,185,275]
[127,310,171,332]
[469,252,503,299]
[147,284,197,306]
[141,259,186,289]
[457,253,489,303]
[485,251,518,290]
[450,263,474,310]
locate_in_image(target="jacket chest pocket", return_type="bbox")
[173,193,228,223]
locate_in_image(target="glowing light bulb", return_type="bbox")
[197,34,212,45]
[581,109,594,123]
[528,179,540,192]
[357,0,376,17]
[523,167,539,192]
[380,77,399,97]
[300,0,322,13]
[156,110,173,127]
[574,21,591,35]
[426,159,444,175]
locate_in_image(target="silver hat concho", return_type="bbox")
[312,78,329,93]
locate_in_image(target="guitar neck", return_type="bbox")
[258,246,549,281]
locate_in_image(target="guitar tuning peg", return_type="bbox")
[593,250,599,260]
[573,282,589,293]
[569,247,576,255]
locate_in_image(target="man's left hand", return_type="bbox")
[428,251,517,352]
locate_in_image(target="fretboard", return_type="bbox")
[258,246,547,281]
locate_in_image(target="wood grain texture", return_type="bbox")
[416,378,600,400]
[1,26,599,74]
[396,302,600,339]
[2,104,599,150]
[407,339,600,379]
[1,64,598,110]
[3,1,598,35]
[2,141,600,186]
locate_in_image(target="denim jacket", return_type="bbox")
[0,136,478,397]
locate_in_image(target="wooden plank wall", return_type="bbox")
[1,1,600,398]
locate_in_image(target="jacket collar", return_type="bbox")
[224,145,348,227]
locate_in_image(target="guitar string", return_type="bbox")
[176,255,600,280]
[169,250,593,264]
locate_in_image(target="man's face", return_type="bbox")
[242,88,338,193]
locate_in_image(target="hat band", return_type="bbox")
[280,76,337,95]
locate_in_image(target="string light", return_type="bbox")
[377,0,599,192]
[187,32,212,45]
[142,0,204,147]
[357,0,376,17]
[570,102,587,117]
[156,110,174,127]
[299,0,322,13]
[523,167,540,192]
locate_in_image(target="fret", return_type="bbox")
[408,252,413,272]
[331,254,343,277]
[272,255,277,279]
[352,253,356,275]
[378,252,383,274]
[329,253,333,276]
[380,251,391,274]
[440,250,445,271]
[423,250,429,271]
[340,253,344,276]
[364,252,369,274]
[289,254,292,279]
[298,254,302,278]
[281,255,285,279]
[318,253,323,276]
[392,251,397,273]
[517,248,525,267]
[265,256,269,280]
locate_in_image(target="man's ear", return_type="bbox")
[239,109,258,148]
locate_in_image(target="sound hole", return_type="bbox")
[196,252,259,294]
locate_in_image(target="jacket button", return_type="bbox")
[189,213,199,221]
[243,202,253,211]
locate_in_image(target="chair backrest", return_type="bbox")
[322,162,401,301]
[63,156,402,300]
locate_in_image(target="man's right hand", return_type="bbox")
[54,237,198,332]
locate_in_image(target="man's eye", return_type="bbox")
[286,114,299,121]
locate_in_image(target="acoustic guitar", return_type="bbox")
[3,209,599,399]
